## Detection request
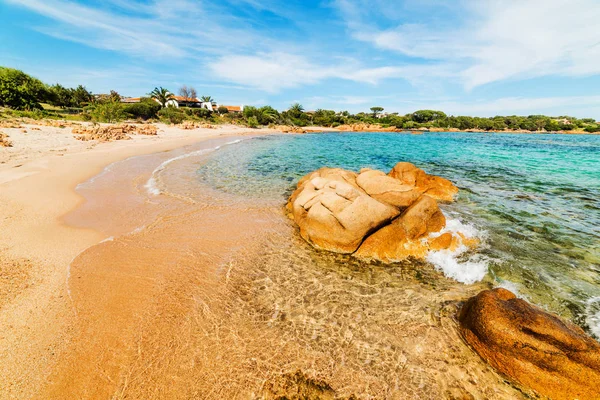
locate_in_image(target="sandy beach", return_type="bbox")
[0,123,276,398]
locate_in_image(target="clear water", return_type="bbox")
[196,132,600,331]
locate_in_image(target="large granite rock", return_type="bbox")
[459,288,600,400]
[388,162,458,202]
[287,162,466,262]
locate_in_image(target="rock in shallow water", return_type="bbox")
[286,162,469,262]
[459,288,600,400]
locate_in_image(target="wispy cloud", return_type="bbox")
[208,52,455,92]
[5,0,265,58]
[337,0,600,89]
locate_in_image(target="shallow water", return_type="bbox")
[193,132,600,333]
[56,131,600,398]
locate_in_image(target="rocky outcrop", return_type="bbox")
[389,162,458,202]
[72,124,157,142]
[287,162,468,262]
[0,132,12,147]
[459,288,600,400]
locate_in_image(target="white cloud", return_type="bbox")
[209,52,454,92]
[342,0,600,89]
[5,0,262,58]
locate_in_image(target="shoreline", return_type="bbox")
[0,124,278,398]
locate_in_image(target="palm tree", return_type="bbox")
[201,96,214,103]
[289,103,304,113]
[149,87,175,107]
[258,106,279,124]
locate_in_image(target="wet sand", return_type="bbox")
[0,126,272,399]
[1,127,532,399]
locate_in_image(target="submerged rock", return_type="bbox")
[459,288,600,400]
[287,162,469,263]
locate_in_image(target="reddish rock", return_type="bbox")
[459,288,600,400]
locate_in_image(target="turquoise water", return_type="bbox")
[196,132,600,335]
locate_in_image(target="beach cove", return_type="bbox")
[1,128,599,399]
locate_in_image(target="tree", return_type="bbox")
[288,103,304,118]
[49,84,75,108]
[179,85,191,102]
[411,110,447,123]
[72,85,93,107]
[217,106,229,114]
[201,96,214,103]
[370,106,384,118]
[149,87,175,108]
[189,87,197,100]
[0,67,49,110]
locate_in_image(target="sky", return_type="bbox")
[1,0,599,117]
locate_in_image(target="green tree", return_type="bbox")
[149,87,175,108]
[49,84,75,108]
[411,110,447,123]
[288,103,304,118]
[217,106,229,114]
[0,67,49,110]
[200,96,214,102]
[370,106,384,118]
[72,85,93,107]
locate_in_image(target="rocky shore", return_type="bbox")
[287,162,600,399]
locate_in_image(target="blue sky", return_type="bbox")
[1,0,599,117]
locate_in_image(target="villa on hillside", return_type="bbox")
[121,97,243,112]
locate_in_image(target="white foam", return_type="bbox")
[145,139,245,196]
[425,217,489,284]
[585,297,600,338]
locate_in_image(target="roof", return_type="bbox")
[172,96,201,103]
[221,105,241,112]
[121,97,141,103]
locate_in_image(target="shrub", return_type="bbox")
[217,106,228,114]
[89,101,125,123]
[584,125,600,133]
[124,98,161,120]
[158,106,185,124]
[193,108,212,119]
[247,116,259,128]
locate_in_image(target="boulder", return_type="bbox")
[459,288,600,400]
[287,164,468,262]
[287,169,399,253]
[356,169,421,208]
[388,162,458,202]
[354,195,446,262]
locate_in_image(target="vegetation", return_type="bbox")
[0,67,49,110]
[179,85,197,102]
[150,87,175,107]
[0,67,598,133]
[123,97,161,120]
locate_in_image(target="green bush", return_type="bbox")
[193,108,212,119]
[0,67,49,110]
[158,106,185,124]
[584,125,600,133]
[89,101,125,122]
[217,106,228,114]
[247,116,259,128]
[124,98,161,120]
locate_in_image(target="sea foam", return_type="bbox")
[585,297,600,338]
[426,218,489,284]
